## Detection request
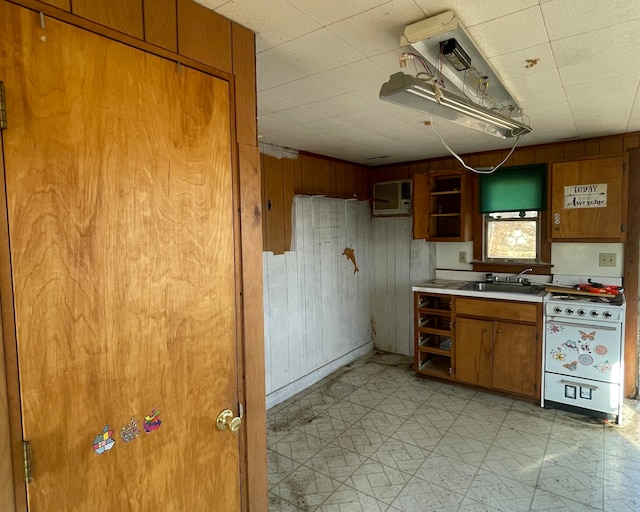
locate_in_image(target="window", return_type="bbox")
[479,164,547,263]
[484,211,539,261]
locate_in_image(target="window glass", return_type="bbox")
[485,211,538,260]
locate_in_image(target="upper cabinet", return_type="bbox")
[72,0,144,38]
[413,169,472,241]
[551,155,628,242]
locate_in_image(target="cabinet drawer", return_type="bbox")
[455,297,538,323]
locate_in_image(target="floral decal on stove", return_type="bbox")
[547,323,564,333]
[593,360,612,374]
[563,361,578,371]
[550,347,566,361]
[594,345,608,356]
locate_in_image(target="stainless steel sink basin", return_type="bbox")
[462,282,546,295]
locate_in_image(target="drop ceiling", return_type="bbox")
[198,0,640,166]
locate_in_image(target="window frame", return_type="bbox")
[482,211,541,263]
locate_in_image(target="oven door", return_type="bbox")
[545,316,622,383]
[544,373,620,415]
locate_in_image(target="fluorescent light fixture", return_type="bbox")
[379,72,532,139]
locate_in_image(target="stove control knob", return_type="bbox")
[577,309,586,316]
[590,310,599,317]
[553,307,562,314]
[603,311,612,319]
[565,308,574,315]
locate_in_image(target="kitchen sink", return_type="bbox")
[462,282,546,295]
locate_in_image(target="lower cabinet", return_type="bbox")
[413,293,542,399]
[454,297,542,399]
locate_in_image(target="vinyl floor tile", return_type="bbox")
[267,351,640,511]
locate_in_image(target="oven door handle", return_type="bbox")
[546,319,618,331]
[560,379,599,390]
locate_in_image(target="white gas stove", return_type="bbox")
[542,279,626,424]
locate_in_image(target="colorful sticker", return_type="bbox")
[563,361,578,372]
[548,323,564,333]
[93,425,115,454]
[578,354,594,366]
[120,417,140,443]
[580,342,591,353]
[594,345,608,356]
[562,340,578,351]
[551,347,566,361]
[143,408,162,433]
[579,330,596,341]
[594,360,612,374]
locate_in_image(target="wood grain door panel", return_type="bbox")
[551,155,627,241]
[493,322,538,397]
[1,4,239,510]
[455,317,492,387]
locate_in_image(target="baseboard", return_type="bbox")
[266,341,374,409]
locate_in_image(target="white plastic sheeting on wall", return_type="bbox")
[263,196,374,407]
[372,217,432,356]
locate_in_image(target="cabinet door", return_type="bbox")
[455,317,492,387]
[492,322,539,397]
[551,155,627,241]
[72,0,143,38]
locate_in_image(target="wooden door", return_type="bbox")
[1,4,241,510]
[551,155,627,241]
[454,317,492,387]
[492,322,539,397]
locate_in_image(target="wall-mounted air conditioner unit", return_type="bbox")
[373,179,412,216]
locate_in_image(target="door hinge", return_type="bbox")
[23,441,32,484]
[621,224,625,233]
[534,383,539,391]
[0,81,7,130]
[536,332,539,341]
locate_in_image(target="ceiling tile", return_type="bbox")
[257,116,289,134]
[286,0,392,26]
[328,0,427,57]
[266,106,330,125]
[551,19,640,69]
[541,0,640,41]
[412,0,540,27]
[488,43,556,81]
[304,95,370,117]
[261,28,365,75]
[467,6,548,58]
[313,59,390,93]
[266,77,341,106]
[256,53,306,91]
[504,69,562,97]
[213,0,321,52]
[559,56,640,87]
[257,92,298,115]
[564,74,639,111]
[517,87,568,109]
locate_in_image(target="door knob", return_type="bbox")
[216,409,242,432]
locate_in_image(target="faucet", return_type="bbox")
[506,268,533,284]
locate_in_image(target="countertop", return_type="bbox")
[412,279,545,303]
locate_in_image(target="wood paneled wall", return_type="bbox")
[369,133,640,185]
[263,196,373,404]
[261,152,369,254]
[372,218,432,356]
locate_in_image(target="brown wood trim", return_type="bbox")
[0,137,19,512]
[237,144,268,511]
[624,147,639,398]
[6,0,232,82]
[232,23,257,147]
